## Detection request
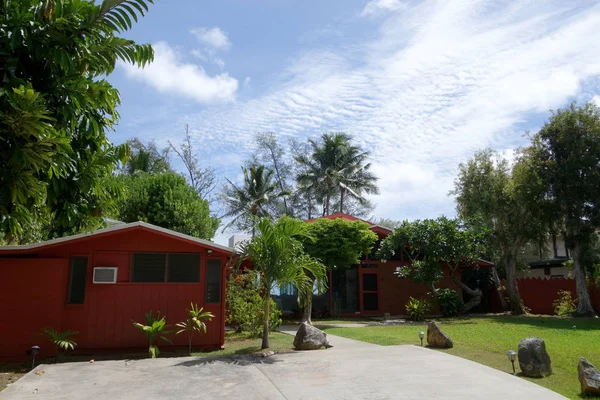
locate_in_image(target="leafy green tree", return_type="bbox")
[380,217,485,312]
[295,133,378,216]
[124,138,170,176]
[221,164,288,236]
[0,0,156,242]
[451,149,546,315]
[527,103,600,316]
[237,217,326,349]
[175,303,214,356]
[118,172,219,240]
[301,218,377,323]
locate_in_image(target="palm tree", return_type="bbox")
[295,133,379,216]
[221,164,288,236]
[237,217,326,349]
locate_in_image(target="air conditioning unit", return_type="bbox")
[93,267,118,284]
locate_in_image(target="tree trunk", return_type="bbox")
[188,333,192,356]
[340,188,345,214]
[571,241,597,317]
[301,290,313,325]
[491,265,509,311]
[261,294,270,349]
[504,250,526,315]
[449,267,482,312]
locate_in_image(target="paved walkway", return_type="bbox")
[1,328,567,400]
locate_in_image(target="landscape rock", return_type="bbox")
[517,337,552,377]
[578,357,600,397]
[426,321,454,348]
[293,323,330,350]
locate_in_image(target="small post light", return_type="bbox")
[207,249,213,256]
[573,325,577,330]
[31,346,40,370]
[419,331,425,346]
[506,350,516,374]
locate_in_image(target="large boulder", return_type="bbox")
[293,323,330,350]
[578,357,600,397]
[426,321,453,348]
[518,337,552,377]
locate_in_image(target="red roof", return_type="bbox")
[305,212,393,236]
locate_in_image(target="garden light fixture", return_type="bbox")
[419,331,425,346]
[31,346,40,370]
[506,350,516,374]
[207,249,213,256]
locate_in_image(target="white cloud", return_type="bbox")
[361,0,405,16]
[191,27,231,50]
[121,42,238,103]
[159,1,600,222]
[592,95,600,107]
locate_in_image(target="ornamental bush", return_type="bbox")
[405,297,431,321]
[434,288,464,317]
[553,290,577,316]
[225,270,281,336]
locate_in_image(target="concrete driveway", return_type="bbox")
[1,333,566,400]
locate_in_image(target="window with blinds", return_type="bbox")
[205,259,222,303]
[131,253,201,283]
[68,256,88,304]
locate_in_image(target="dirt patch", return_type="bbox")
[0,363,29,392]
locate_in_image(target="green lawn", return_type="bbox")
[322,316,600,399]
[283,317,377,325]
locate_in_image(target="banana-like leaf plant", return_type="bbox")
[41,327,78,361]
[176,303,214,355]
[132,310,174,358]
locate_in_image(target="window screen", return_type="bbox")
[168,253,200,282]
[132,253,166,282]
[363,292,378,311]
[68,256,88,304]
[362,273,378,291]
[205,259,222,303]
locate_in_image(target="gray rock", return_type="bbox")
[426,321,454,348]
[518,337,552,377]
[293,322,330,350]
[578,357,600,397]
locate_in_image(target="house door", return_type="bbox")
[360,271,380,313]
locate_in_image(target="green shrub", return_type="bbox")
[434,288,464,317]
[132,311,174,358]
[553,290,577,316]
[405,297,431,321]
[41,327,78,362]
[226,271,281,336]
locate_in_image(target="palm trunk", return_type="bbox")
[301,289,313,325]
[188,333,192,356]
[261,294,271,349]
[504,250,526,315]
[340,188,345,214]
[571,241,597,316]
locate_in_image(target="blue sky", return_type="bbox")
[109,0,600,244]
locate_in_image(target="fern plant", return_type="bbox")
[176,303,214,356]
[41,327,78,361]
[132,310,174,358]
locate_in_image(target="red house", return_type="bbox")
[274,213,493,317]
[0,222,232,361]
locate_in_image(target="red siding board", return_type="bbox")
[0,227,227,361]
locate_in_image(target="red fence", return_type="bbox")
[502,277,600,315]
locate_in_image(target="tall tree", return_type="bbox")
[124,138,170,176]
[247,132,294,217]
[237,217,326,349]
[527,102,600,316]
[221,164,288,236]
[118,172,219,240]
[301,218,378,323]
[0,0,155,242]
[169,125,216,202]
[295,133,378,216]
[379,217,485,312]
[451,149,545,315]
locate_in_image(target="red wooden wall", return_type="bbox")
[513,277,600,315]
[0,226,229,361]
